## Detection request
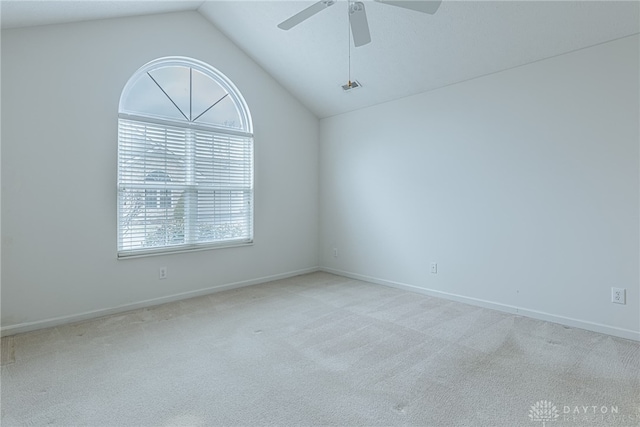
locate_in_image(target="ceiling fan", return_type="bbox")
[278,0,442,47]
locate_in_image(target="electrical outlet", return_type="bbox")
[333,248,338,258]
[430,262,437,274]
[611,287,626,305]
[159,267,167,280]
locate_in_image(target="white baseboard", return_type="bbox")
[1,267,320,337]
[321,267,640,342]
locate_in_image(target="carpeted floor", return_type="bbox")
[1,272,639,426]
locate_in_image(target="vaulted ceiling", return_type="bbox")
[2,1,639,118]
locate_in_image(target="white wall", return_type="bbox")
[1,12,319,332]
[320,35,639,340]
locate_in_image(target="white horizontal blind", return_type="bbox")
[118,118,253,257]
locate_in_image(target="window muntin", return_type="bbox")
[118,57,253,258]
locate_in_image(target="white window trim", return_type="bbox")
[117,57,253,259]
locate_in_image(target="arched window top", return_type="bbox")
[119,57,252,133]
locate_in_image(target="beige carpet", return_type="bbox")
[1,272,639,426]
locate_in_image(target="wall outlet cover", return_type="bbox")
[611,287,626,305]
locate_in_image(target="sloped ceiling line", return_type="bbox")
[2,0,639,118]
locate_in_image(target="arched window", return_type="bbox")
[117,57,253,257]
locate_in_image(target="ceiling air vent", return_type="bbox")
[342,80,361,91]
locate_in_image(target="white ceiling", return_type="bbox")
[0,1,204,28]
[2,1,639,118]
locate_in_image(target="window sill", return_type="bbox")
[117,240,254,259]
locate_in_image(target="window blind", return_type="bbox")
[117,118,253,257]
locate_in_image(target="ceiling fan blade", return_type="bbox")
[278,1,336,30]
[374,0,442,15]
[349,2,371,47]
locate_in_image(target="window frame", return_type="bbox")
[117,57,254,259]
